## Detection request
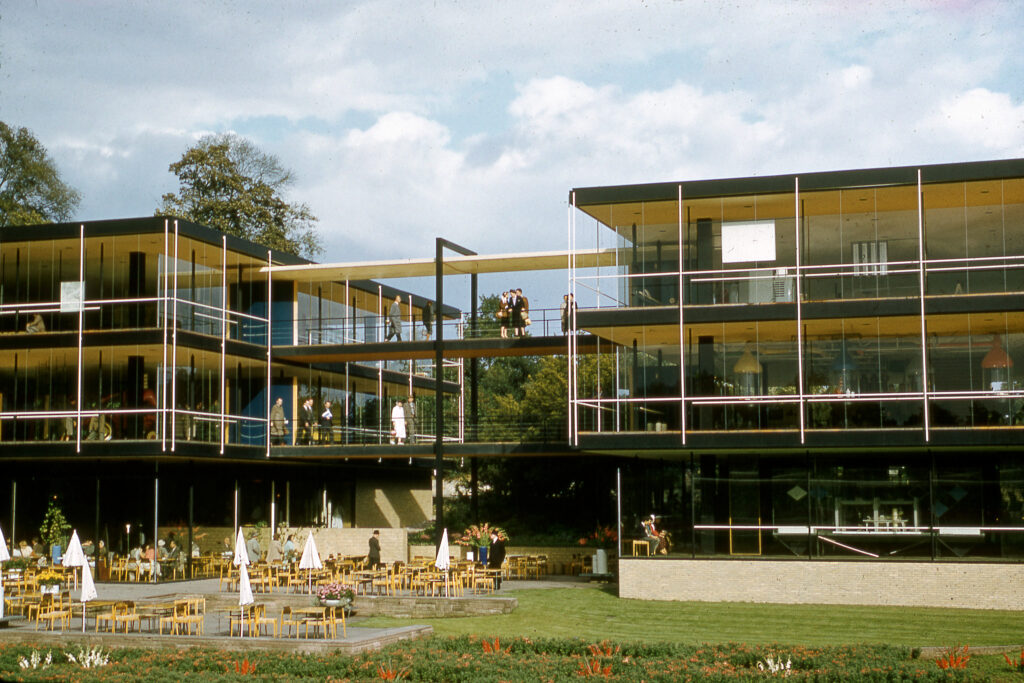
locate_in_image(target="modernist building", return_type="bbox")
[568,158,1024,567]
[2,159,1022,602]
[0,216,467,551]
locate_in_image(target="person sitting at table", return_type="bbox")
[282,534,295,560]
[25,313,45,333]
[17,539,32,558]
[31,536,44,557]
[246,530,262,563]
[157,539,168,559]
[221,536,233,557]
[82,539,95,556]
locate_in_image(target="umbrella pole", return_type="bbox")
[82,604,86,633]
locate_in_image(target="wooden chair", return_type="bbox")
[95,602,120,632]
[280,605,303,638]
[328,604,346,639]
[252,603,278,637]
[229,604,255,637]
[301,607,329,639]
[115,601,141,633]
[183,597,206,635]
[159,600,190,635]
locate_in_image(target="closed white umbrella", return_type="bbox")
[298,532,322,594]
[62,530,87,590]
[0,525,9,619]
[232,528,250,567]
[232,528,253,637]
[79,558,97,632]
[434,529,450,597]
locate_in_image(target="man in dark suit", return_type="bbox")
[299,398,315,445]
[367,530,381,569]
[487,530,506,589]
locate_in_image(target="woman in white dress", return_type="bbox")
[391,399,407,444]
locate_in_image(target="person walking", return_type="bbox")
[270,397,287,445]
[367,530,382,569]
[385,294,403,341]
[421,301,433,340]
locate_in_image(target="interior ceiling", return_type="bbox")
[577,178,1024,240]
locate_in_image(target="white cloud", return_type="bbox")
[926,88,1024,153]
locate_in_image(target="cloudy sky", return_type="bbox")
[3,1,1024,308]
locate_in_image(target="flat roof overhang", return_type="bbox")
[272,334,601,363]
[261,248,618,281]
[570,157,1024,208]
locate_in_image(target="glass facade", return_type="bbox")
[573,160,1024,561]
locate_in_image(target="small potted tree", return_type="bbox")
[39,497,71,564]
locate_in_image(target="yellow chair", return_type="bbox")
[115,601,141,633]
[631,540,650,557]
[280,605,303,638]
[252,603,278,637]
[229,604,254,637]
[328,604,346,639]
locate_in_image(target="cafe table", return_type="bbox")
[292,605,333,639]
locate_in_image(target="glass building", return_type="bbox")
[0,217,459,554]
[569,158,1024,561]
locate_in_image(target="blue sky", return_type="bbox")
[3,0,1023,312]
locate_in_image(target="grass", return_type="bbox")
[358,585,1024,647]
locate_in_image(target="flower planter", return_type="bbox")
[593,548,608,574]
[40,584,60,595]
[477,546,488,565]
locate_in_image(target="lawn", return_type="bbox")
[358,585,1024,647]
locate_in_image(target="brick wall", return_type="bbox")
[620,558,1024,610]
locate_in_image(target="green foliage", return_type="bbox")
[0,121,81,226]
[0,640,994,681]
[157,133,322,258]
[38,497,71,549]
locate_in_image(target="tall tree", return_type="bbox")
[0,121,81,226]
[157,133,322,258]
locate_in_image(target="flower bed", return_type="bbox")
[0,638,1002,681]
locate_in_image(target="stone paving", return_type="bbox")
[0,574,591,653]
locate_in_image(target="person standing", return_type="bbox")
[405,395,417,444]
[270,397,287,445]
[367,529,382,569]
[386,294,403,341]
[299,398,315,445]
[560,294,569,335]
[391,399,407,444]
[487,530,506,589]
[512,288,527,337]
[421,301,433,340]
[498,291,510,339]
[319,400,333,445]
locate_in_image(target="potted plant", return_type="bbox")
[316,582,354,608]
[578,525,617,575]
[457,523,508,566]
[37,570,63,594]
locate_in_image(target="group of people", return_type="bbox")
[641,514,671,555]
[270,396,338,446]
[497,289,530,338]
[385,295,434,342]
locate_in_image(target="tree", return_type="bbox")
[157,133,322,258]
[0,121,81,226]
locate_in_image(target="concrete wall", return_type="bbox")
[355,478,432,529]
[620,558,1024,610]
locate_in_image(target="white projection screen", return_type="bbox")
[721,220,776,264]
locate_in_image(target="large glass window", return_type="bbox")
[684,192,796,306]
[924,178,1024,296]
[801,185,919,301]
